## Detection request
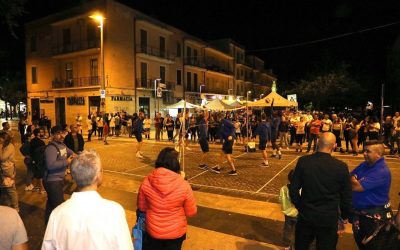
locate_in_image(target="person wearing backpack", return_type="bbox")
[30,128,46,193]
[43,126,75,224]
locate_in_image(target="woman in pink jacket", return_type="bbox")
[138,147,197,250]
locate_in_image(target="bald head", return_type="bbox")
[317,132,336,152]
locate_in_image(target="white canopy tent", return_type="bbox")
[248,91,298,107]
[204,98,239,111]
[164,99,200,109]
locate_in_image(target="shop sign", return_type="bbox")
[111,96,133,101]
[67,97,85,105]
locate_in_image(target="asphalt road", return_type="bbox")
[4,132,400,250]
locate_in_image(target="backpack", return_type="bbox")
[32,143,60,178]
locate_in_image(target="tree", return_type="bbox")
[286,63,364,110]
[0,0,26,38]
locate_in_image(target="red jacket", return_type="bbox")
[138,167,197,239]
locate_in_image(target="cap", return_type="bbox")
[51,125,63,135]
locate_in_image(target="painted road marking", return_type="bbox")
[255,156,300,193]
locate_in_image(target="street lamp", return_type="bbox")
[154,78,161,115]
[246,90,251,148]
[90,14,105,113]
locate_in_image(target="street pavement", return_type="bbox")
[3,120,400,249]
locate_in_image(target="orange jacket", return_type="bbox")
[138,167,197,239]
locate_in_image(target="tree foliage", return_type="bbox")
[0,0,26,38]
[286,63,364,110]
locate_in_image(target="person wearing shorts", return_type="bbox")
[256,113,271,167]
[211,114,237,176]
[295,116,306,153]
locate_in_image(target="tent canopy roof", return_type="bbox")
[248,91,298,107]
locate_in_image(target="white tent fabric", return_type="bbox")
[223,100,244,108]
[248,91,298,107]
[204,99,237,111]
[165,99,199,109]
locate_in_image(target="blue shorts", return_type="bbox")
[222,139,234,154]
[199,138,209,153]
[259,139,267,150]
[135,133,143,142]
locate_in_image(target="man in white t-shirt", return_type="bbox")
[0,205,28,250]
[42,150,133,250]
[321,114,333,132]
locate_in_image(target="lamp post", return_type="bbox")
[154,78,161,116]
[90,14,105,113]
[246,90,251,148]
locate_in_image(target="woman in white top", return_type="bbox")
[295,116,306,153]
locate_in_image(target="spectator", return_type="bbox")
[43,126,75,223]
[0,131,19,211]
[0,205,28,250]
[289,132,352,250]
[42,150,133,250]
[64,124,85,154]
[30,128,46,193]
[350,141,397,249]
[306,114,321,153]
[138,147,197,250]
[279,170,298,250]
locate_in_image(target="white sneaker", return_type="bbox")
[24,184,34,191]
[136,152,143,158]
[185,147,192,151]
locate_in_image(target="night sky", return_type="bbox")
[2,0,400,99]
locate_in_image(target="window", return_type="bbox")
[90,59,98,85]
[186,46,192,61]
[30,36,37,52]
[87,24,98,48]
[176,42,181,57]
[177,70,182,85]
[63,28,71,51]
[159,36,166,58]
[66,62,73,80]
[160,66,166,82]
[193,73,198,92]
[186,72,192,91]
[140,29,147,52]
[31,67,37,84]
[194,49,198,61]
[140,62,147,87]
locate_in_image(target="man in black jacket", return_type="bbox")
[289,132,352,250]
[64,124,84,154]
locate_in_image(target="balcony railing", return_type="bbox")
[205,64,233,75]
[52,39,99,56]
[52,76,101,89]
[135,78,175,91]
[184,57,205,68]
[136,45,175,61]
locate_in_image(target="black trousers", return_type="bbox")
[143,233,186,250]
[295,218,338,250]
[43,180,64,224]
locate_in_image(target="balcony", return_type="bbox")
[52,39,99,56]
[135,78,175,91]
[205,64,233,76]
[184,57,205,68]
[136,45,175,62]
[52,76,101,89]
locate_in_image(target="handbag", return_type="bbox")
[132,210,146,250]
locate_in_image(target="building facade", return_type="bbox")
[25,0,276,126]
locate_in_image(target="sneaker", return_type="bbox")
[198,164,208,170]
[260,162,270,167]
[228,170,238,176]
[185,147,192,151]
[33,187,40,192]
[24,184,34,191]
[136,152,143,158]
[210,166,221,174]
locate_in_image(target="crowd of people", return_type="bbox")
[1,106,400,249]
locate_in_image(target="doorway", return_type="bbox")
[139,97,150,116]
[55,97,66,126]
[31,98,40,123]
[88,96,100,116]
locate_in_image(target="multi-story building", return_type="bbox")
[25,0,276,126]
